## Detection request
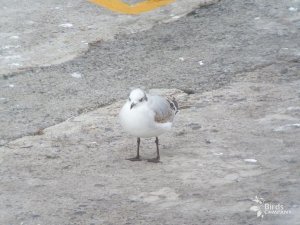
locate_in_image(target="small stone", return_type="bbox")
[188,123,201,130]
[182,89,195,95]
[45,155,60,159]
[213,152,223,156]
[175,131,185,136]
[71,72,82,78]
[59,23,73,28]
[288,7,298,12]
[172,15,181,19]
[244,159,257,163]
[198,60,204,66]
[205,139,211,144]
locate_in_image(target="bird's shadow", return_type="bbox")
[126,157,162,163]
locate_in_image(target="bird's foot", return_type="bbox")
[126,156,142,162]
[147,157,160,163]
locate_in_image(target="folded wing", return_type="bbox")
[148,95,178,123]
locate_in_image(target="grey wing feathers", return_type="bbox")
[148,95,178,123]
[167,97,179,114]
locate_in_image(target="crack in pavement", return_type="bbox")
[1,0,299,145]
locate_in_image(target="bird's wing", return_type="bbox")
[148,95,177,123]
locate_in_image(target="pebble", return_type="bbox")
[288,7,298,12]
[59,23,73,28]
[213,152,223,156]
[71,72,82,78]
[244,159,257,163]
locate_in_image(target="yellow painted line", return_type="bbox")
[89,0,175,14]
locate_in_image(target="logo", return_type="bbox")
[89,0,175,14]
[250,196,292,218]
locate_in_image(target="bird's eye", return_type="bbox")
[139,98,143,102]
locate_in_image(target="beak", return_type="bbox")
[130,103,135,110]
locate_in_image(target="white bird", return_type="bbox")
[119,88,178,163]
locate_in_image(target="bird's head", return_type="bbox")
[128,88,148,109]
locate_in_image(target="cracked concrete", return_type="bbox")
[0,0,300,224]
[1,82,299,224]
[1,0,299,145]
[0,0,218,76]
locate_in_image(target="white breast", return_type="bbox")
[119,102,169,138]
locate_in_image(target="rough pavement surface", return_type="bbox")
[1,83,299,225]
[0,0,217,75]
[0,0,300,224]
[1,0,299,144]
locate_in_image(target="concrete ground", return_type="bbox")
[0,0,300,224]
[0,0,217,76]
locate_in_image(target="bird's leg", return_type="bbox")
[127,137,142,161]
[148,137,160,163]
[155,137,160,160]
[137,137,141,158]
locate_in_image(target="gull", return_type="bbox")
[120,88,179,163]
